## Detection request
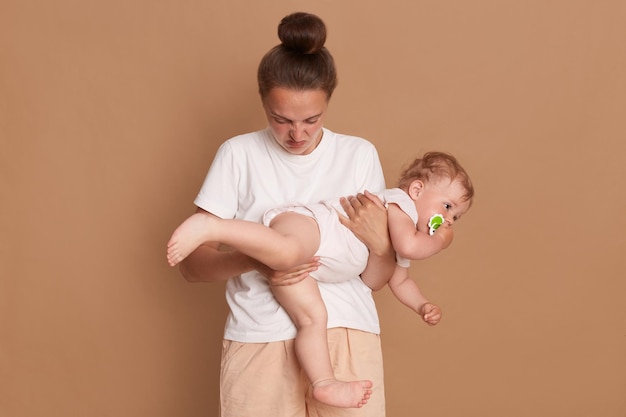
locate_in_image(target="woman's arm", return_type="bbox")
[338,191,396,291]
[179,243,253,283]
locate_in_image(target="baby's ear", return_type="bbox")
[408,180,424,200]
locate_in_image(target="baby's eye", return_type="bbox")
[443,203,451,210]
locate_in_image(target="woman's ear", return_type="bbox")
[408,180,424,200]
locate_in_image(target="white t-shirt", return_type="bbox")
[194,127,386,343]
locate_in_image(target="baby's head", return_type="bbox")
[398,152,474,230]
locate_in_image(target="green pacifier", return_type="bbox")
[428,214,444,236]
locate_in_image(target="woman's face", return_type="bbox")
[262,87,328,155]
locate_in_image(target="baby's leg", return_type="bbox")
[166,210,320,269]
[272,278,373,408]
[166,212,219,266]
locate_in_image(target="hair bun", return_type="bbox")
[278,12,327,54]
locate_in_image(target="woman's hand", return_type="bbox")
[253,257,320,286]
[337,190,391,256]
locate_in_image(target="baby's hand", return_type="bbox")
[420,302,442,326]
[435,225,454,249]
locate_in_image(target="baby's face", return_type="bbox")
[414,178,471,232]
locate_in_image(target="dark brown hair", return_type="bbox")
[397,152,475,204]
[257,12,338,100]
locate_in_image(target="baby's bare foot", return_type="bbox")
[166,213,217,266]
[312,379,373,408]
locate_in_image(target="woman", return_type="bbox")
[178,12,395,417]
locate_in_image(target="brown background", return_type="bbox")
[2,1,625,416]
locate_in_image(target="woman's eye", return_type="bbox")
[305,118,319,124]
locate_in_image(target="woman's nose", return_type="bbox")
[290,123,305,141]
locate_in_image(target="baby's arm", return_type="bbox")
[387,204,452,261]
[387,264,442,325]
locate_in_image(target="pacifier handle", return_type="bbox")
[428,214,445,236]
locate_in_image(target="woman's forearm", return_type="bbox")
[360,242,396,291]
[179,243,253,283]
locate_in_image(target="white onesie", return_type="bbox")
[263,187,417,283]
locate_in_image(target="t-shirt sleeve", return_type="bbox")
[194,141,240,219]
[395,254,411,268]
[356,142,386,192]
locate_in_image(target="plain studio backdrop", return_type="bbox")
[1,1,625,416]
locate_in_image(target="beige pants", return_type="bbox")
[220,328,386,417]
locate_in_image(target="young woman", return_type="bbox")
[176,12,395,416]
